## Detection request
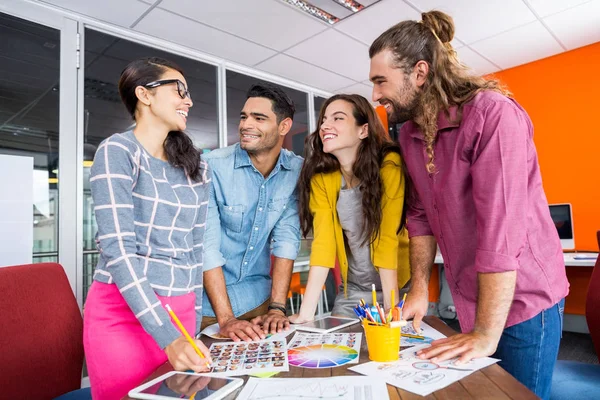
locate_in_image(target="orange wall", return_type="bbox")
[491,42,600,315]
[490,42,600,251]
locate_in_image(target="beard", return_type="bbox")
[387,91,420,125]
[386,77,421,125]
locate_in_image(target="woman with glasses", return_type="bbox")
[289,94,411,322]
[83,57,212,400]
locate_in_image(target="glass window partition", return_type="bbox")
[0,12,60,266]
[314,96,326,122]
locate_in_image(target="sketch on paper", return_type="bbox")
[414,371,446,385]
[350,323,500,396]
[400,322,445,346]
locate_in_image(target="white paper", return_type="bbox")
[287,331,362,368]
[205,339,289,377]
[236,376,390,400]
[400,321,447,347]
[200,322,296,341]
[200,323,231,340]
[0,155,33,266]
[350,344,500,396]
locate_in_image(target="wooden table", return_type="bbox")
[125,316,537,399]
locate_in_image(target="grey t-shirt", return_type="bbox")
[331,180,384,317]
[336,181,381,292]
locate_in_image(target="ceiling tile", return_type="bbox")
[335,0,420,45]
[255,54,355,91]
[526,0,593,17]
[39,0,150,27]
[135,9,276,66]
[285,29,370,81]
[335,82,375,104]
[543,0,600,50]
[455,47,499,75]
[408,0,537,43]
[158,0,327,51]
[471,21,563,70]
[452,37,465,48]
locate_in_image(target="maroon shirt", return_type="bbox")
[400,91,569,333]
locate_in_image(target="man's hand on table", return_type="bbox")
[417,331,499,365]
[219,318,266,342]
[251,309,290,335]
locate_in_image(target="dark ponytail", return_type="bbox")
[118,57,202,182]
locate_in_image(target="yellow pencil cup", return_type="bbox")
[362,320,401,362]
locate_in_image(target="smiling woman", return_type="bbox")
[117,58,199,176]
[289,93,411,324]
[83,57,214,400]
[81,29,219,302]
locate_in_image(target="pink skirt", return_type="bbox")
[83,281,195,400]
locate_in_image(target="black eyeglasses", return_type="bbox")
[144,79,191,100]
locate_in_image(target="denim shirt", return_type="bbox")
[202,143,302,318]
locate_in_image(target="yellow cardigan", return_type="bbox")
[308,152,410,295]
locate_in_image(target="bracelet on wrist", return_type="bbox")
[268,304,287,316]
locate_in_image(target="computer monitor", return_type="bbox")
[549,203,574,250]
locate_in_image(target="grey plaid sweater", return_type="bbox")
[90,131,210,349]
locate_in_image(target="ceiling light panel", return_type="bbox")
[281,0,382,24]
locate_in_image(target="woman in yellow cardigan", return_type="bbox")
[289,94,410,321]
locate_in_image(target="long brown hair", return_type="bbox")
[298,94,406,247]
[369,10,510,172]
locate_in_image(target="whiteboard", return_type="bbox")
[0,155,33,266]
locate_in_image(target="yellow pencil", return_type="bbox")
[401,333,425,340]
[371,284,377,307]
[165,304,211,369]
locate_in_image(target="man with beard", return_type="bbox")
[201,84,302,342]
[369,10,568,400]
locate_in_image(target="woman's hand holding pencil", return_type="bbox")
[165,304,213,373]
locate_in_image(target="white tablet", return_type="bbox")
[294,316,360,333]
[128,371,244,400]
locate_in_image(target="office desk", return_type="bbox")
[124,316,536,400]
[433,252,597,267]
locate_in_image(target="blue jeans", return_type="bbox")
[493,299,565,400]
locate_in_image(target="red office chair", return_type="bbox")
[585,231,600,361]
[0,263,89,400]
